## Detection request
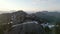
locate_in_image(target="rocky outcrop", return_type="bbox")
[8,22,45,34]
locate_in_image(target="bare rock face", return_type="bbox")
[8,23,45,34]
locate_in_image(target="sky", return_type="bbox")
[0,0,60,11]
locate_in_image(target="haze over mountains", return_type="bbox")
[0,11,11,14]
[0,10,60,14]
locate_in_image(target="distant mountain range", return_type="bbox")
[0,11,11,14]
[0,10,60,24]
[0,10,17,14]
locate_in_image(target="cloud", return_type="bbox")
[32,0,57,5]
[0,0,60,11]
